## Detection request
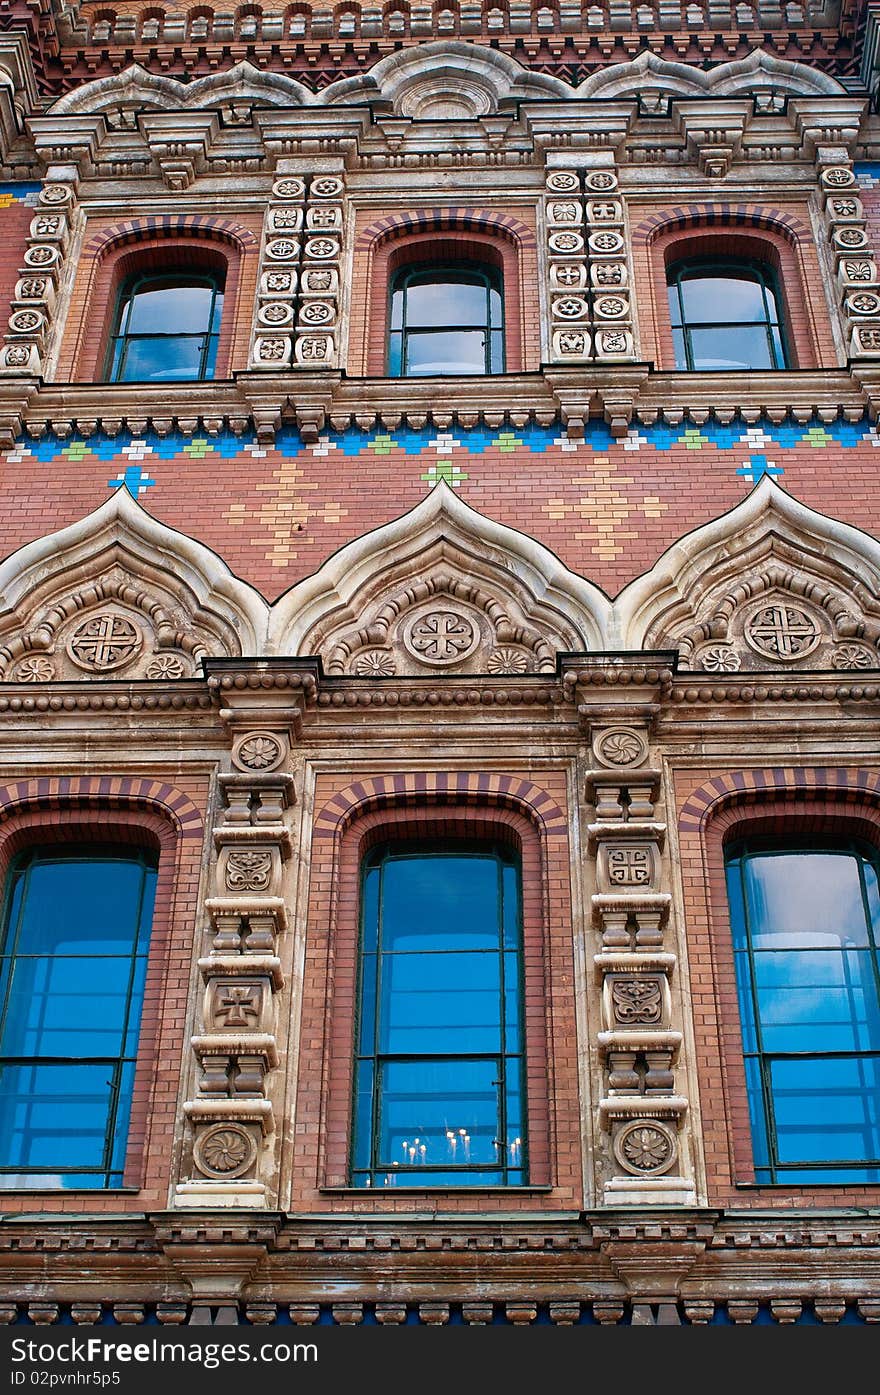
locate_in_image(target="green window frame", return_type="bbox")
[388,262,505,377]
[105,270,224,383]
[0,844,158,1189]
[350,841,526,1188]
[725,838,880,1184]
[667,256,788,372]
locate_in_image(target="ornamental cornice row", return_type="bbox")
[5,1209,880,1254]
[0,366,875,448]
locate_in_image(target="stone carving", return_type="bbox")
[272,177,306,200]
[744,603,821,661]
[607,847,653,886]
[310,176,344,198]
[487,646,530,674]
[209,981,263,1029]
[613,1120,677,1176]
[66,613,142,672]
[611,977,663,1025]
[695,643,741,672]
[594,727,648,768]
[225,850,273,892]
[9,655,55,682]
[623,478,880,668]
[545,171,579,193]
[265,238,299,261]
[403,608,481,665]
[830,642,877,670]
[193,1123,257,1179]
[233,732,285,772]
[352,650,396,676]
[145,653,189,679]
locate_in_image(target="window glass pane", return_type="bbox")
[380,856,501,951]
[389,287,403,331]
[404,274,488,327]
[687,326,775,371]
[0,849,156,1188]
[667,285,682,327]
[378,949,501,1053]
[117,335,208,383]
[375,1058,500,1169]
[13,858,152,956]
[769,1055,880,1164]
[679,270,768,323]
[753,948,880,1052]
[126,281,216,333]
[0,955,139,1057]
[0,1062,117,1170]
[671,327,687,369]
[743,851,869,948]
[404,330,487,376]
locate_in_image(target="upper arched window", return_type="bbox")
[351,840,525,1187]
[388,262,504,377]
[725,838,880,1184]
[667,256,788,371]
[105,270,225,382]
[0,844,158,1188]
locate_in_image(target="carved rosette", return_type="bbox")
[820,163,880,358]
[544,169,590,364]
[585,720,693,1204]
[1,179,76,378]
[181,736,296,1204]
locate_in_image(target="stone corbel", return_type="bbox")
[28,115,106,181]
[670,99,751,178]
[788,96,868,160]
[140,112,220,190]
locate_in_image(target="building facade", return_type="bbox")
[1,0,880,1327]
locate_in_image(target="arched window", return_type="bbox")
[105,270,224,382]
[667,257,788,371]
[351,841,525,1187]
[0,845,158,1188]
[388,262,504,377]
[725,839,880,1184]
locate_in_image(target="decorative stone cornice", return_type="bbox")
[9,366,878,445]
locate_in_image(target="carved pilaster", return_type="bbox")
[817,160,880,360]
[584,711,695,1206]
[177,735,296,1210]
[1,172,77,377]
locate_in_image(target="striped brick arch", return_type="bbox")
[678,767,880,833]
[356,207,537,252]
[83,213,259,263]
[0,775,204,837]
[632,203,811,247]
[313,771,568,840]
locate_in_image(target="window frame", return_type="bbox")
[666,254,789,373]
[386,259,506,378]
[724,834,880,1185]
[350,838,527,1189]
[0,842,159,1190]
[103,269,225,384]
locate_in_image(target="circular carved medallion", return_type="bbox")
[743,604,821,662]
[402,608,480,667]
[613,1120,677,1176]
[145,653,189,679]
[695,643,741,673]
[594,726,648,768]
[233,730,285,772]
[193,1124,257,1180]
[486,647,530,675]
[352,650,396,677]
[66,614,142,672]
[10,655,55,682]
[831,642,877,670]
